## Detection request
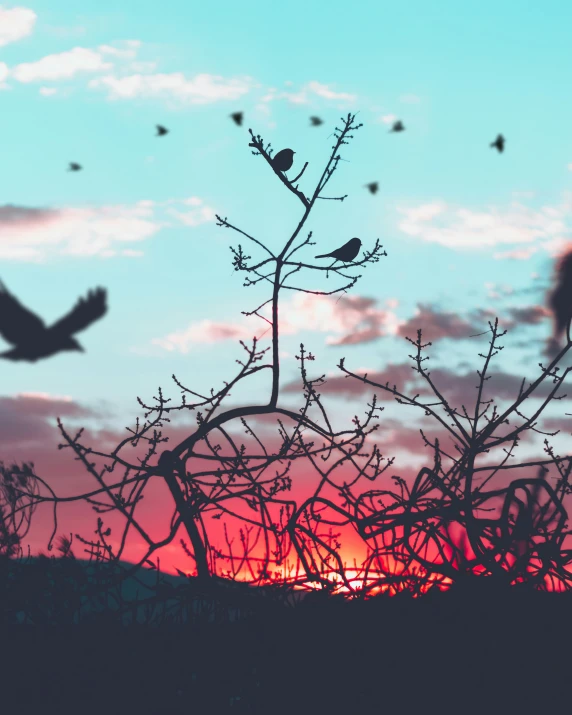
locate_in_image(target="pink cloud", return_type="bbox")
[285,362,415,398]
[280,293,402,346]
[397,303,551,343]
[505,305,551,327]
[152,320,254,352]
[0,393,96,448]
[0,199,215,261]
[397,304,483,342]
[291,358,563,415]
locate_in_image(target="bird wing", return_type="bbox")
[49,287,107,336]
[0,282,46,346]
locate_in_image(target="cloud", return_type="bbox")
[39,86,57,96]
[484,282,514,300]
[378,114,398,125]
[166,196,216,227]
[261,80,356,107]
[160,292,551,360]
[0,198,215,261]
[397,199,571,254]
[152,320,253,353]
[0,203,160,260]
[152,293,401,354]
[305,81,356,103]
[0,62,8,86]
[279,293,402,346]
[505,305,551,328]
[296,358,562,413]
[0,5,36,47]
[89,72,252,103]
[493,247,538,260]
[98,40,141,60]
[373,419,454,457]
[11,47,112,83]
[0,205,56,225]
[396,302,551,343]
[284,362,415,398]
[397,304,483,342]
[0,393,93,448]
[414,365,562,411]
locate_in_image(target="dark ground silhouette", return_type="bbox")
[2,578,569,714]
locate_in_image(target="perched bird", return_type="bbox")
[310,116,324,126]
[272,148,295,172]
[156,124,169,136]
[548,250,572,348]
[0,282,107,362]
[68,162,82,172]
[389,120,405,133]
[490,134,505,153]
[315,237,362,263]
[365,182,379,195]
[230,111,244,126]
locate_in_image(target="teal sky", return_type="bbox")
[1,0,572,431]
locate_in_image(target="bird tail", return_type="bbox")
[315,253,330,259]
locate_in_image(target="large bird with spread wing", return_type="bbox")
[0,282,107,362]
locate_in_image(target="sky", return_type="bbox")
[2,0,572,572]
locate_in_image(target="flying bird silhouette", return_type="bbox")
[310,116,324,126]
[315,237,362,263]
[548,250,572,348]
[156,124,169,136]
[68,162,82,172]
[272,148,295,172]
[365,182,379,195]
[0,282,107,362]
[389,120,405,133]
[490,134,505,153]
[230,112,244,126]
